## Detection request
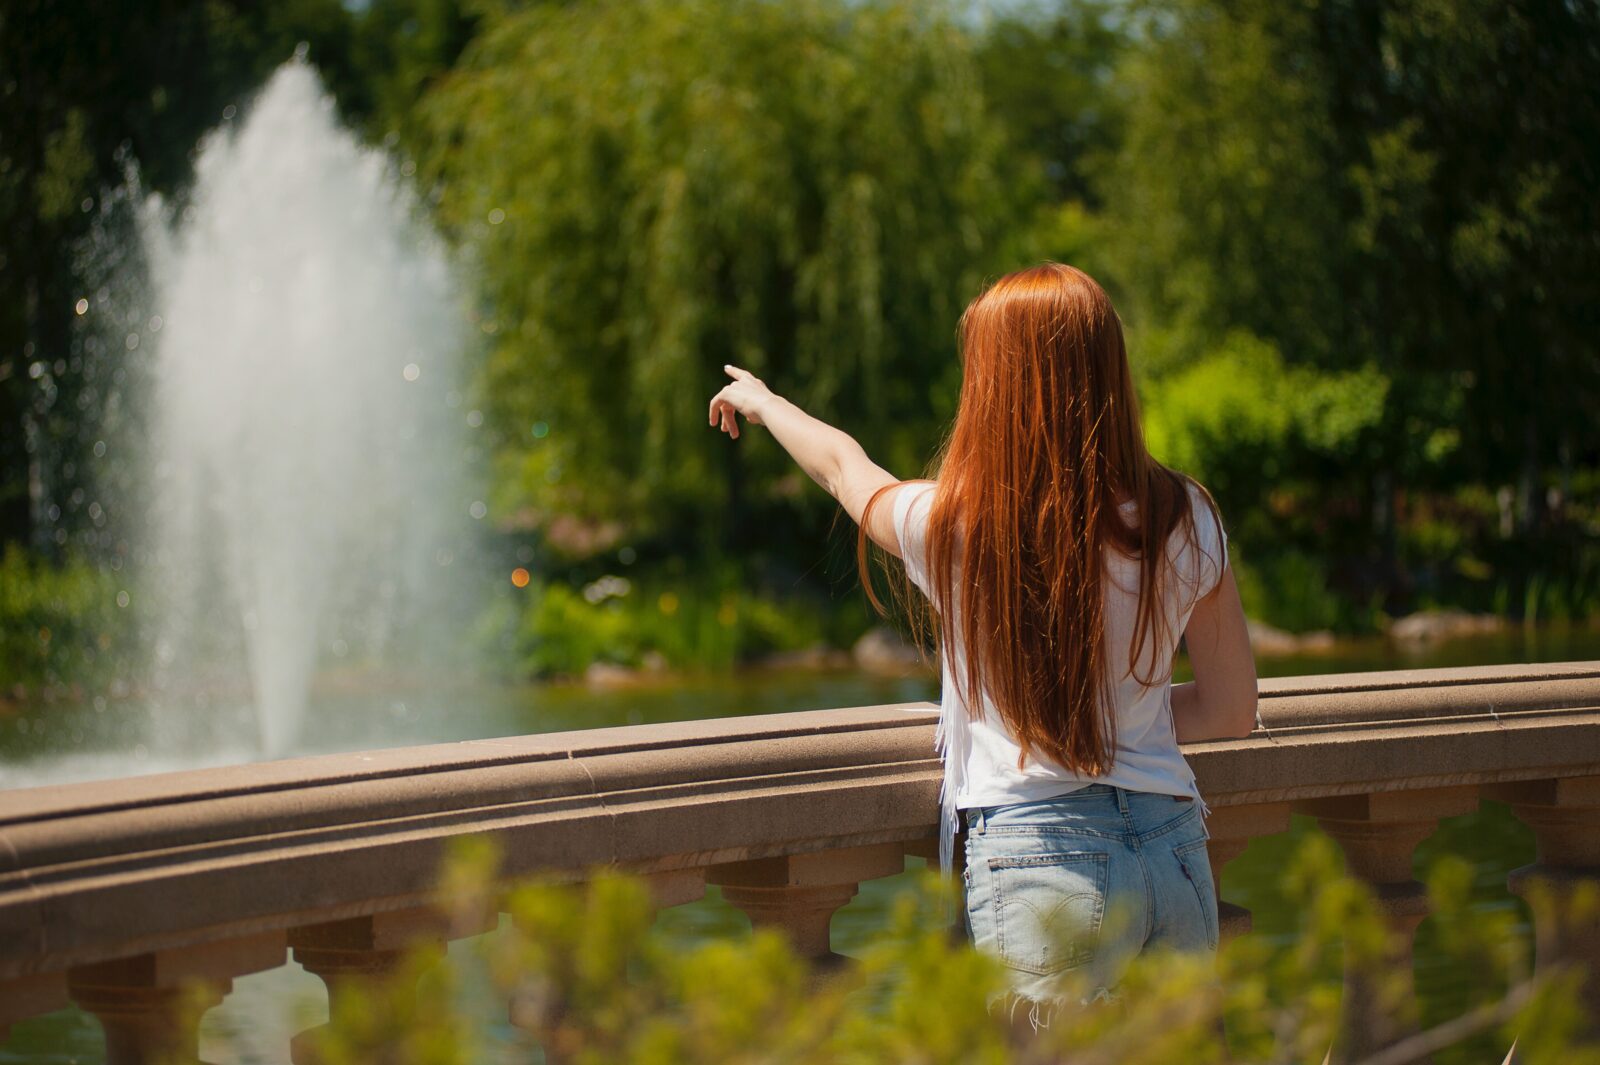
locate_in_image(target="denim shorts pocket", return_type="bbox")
[1154,799,1204,840]
[1173,837,1219,951]
[989,851,1109,976]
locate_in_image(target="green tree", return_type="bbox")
[417,0,1036,561]
[972,1,1129,208]
[1100,0,1600,612]
[1100,0,1348,367]
[340,0,481,145]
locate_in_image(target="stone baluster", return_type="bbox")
[0,972,67,1047]
[903,832,968,879]
[639,867,709,911]
[1203,802,1292,941]
[897,835,969,949]
[708,843,907,963]
[1296,785,1480,1063]
[67,931,285,1065]
[289,905,496,1065]
[904,834,968,942]
[1484,776,1600,1031]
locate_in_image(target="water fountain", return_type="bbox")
[133,57,476,758]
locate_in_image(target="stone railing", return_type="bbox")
[1,661,1598,1062]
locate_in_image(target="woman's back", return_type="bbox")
[891,470,1246,1019]
[891,476,1230,874]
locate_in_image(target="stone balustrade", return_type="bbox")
[1,661,1598,1062]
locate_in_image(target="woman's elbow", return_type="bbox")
[1227,688,1259,739]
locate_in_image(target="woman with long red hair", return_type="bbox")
[708,261,1257,1017]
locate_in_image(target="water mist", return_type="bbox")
[137,59,475,757]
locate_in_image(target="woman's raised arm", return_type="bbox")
[708,364,905,557]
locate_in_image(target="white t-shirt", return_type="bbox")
[891,479,1229,873]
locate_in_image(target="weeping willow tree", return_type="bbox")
[417,0,1037,557]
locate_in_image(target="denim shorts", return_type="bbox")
[962,783,1218,1018]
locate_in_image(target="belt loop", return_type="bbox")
[972,805,986,834]
[1115,786,1130,818]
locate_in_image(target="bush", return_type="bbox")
[496,568,863,679]
[0,544,135,695]
[191,833,1600,1065]
[1231,549,1378,635]
[1139,329,1389,512]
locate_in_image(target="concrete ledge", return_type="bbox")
[0,663,1597,980]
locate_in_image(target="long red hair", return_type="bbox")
[857,262,1222,775]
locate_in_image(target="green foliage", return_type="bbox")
[1101,0,1345,365]
[1103,0,1600,493]
[1231,550,1363,635]
[971,2,1127,207]
[1141,329,1389,500]
[340,0,480,144]
[194,832,1600,1064]
[486,567,861,678]
[9,0,1600,662]
[0,544,133,693]
[1139,331,1394,631]
[416,0,1032,547]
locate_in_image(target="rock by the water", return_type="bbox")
[584,661,641,688]
[1246,620,1339,656]
[1388,610,1505,644]
[754,644,854,671]
[1296,629,1338,652]
[852,627,928,676]
[1247,620,1299,656]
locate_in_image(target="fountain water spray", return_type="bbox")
[137,59,474,756]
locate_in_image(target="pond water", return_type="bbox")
[3,624,1597,1062]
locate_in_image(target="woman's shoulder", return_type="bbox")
[1181,474,1221,512]
[891,479,938,526]
[890,480,941,591]
[1180,477,1225,542]
[1172,476,1229,597]
[1115,474,1223,542]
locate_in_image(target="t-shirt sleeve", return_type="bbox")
[891,481,937,599]
[1189,483,1230,605]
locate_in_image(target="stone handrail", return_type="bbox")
[2,660,1599,1061]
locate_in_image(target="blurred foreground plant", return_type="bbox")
[189,832,1598,1065]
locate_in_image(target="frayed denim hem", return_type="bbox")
[993,983,1122,1034]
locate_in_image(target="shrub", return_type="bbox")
[498,570,853,679]
[193,833,1600,1065]
[0,544,134,695]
